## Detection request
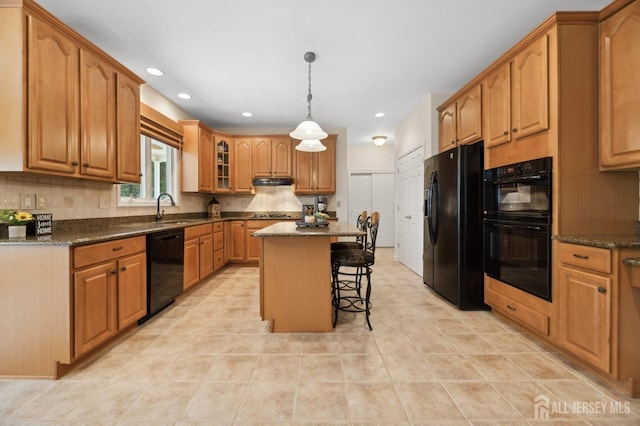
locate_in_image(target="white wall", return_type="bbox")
[347,143,395,171]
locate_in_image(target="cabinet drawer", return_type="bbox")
[213,231,224,250]
[184,223,212,239]
[558,242,611,274]
[486,286,549,336]
[213,248,224,271]
[213,222,223,233]
[74,236,145,269]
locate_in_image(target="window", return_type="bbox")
[118,103,183,206]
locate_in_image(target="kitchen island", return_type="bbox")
[253,221,365,332]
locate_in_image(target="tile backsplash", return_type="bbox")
[0,174,330,220]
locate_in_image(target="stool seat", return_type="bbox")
[330,241,363,251]
[331,248,374,267]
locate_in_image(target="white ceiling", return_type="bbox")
[38,0,610,146]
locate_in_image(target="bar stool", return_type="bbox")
[330,210,367,251]
[331,212,379,330]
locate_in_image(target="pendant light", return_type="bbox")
[290,52,328,152]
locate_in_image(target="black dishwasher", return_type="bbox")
[139,228,184,324]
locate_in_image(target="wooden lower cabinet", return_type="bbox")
[229,220,246,261]
[246,220,279,262]
[213,221,225,272]
[183,224,213,290]
[73,236,146,358]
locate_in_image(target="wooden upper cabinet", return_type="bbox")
[233,138,254,193]
[214,135,232,192]
[438,102,457,152]
[483,62,512,148]
[456,85,482,145]
[252,137,292,177]
[2,4,142,182]
[180,120,214,193]
[438,85,482,152]
[599,0,640,170]
[511,34,549,139]
[293,136,336,194]
[80,49,116,180]
[27,13,79,175]
[116,73,141,183]
[252,138,272,177]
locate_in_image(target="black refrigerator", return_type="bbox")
[423,141,486,309]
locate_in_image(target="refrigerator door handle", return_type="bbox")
[427,170,438,244]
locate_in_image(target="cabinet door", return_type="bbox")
[512,34,549,139]
[252,138,272,177]
[223,221,230,263]
[199,233,214,278]
[183,237,200,290]
[457,85,482,145]
[26,14,79,175]
[229,221,246,261]
[600,1,640,168]
[116,73,141,183]
[198,128,214,192]
[80,49,116,180]
[214,138,231,192]
[293,150,314,194]
[246,226,261,261]
[483,62,511,148]
[558,266,611,373]
[315,137,336,193]
[117,252,146,329]
[233,139,253,193]
[271,137,292,177]
[74,262,117,357]
[438,102,457,152]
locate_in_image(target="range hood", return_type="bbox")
[252,177,293,186]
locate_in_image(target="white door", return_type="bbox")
[349,174,372,226]
[348,171,394,247]
[397,147,423,275]
[372,173,394,247]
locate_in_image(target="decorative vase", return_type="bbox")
[8,225,27,239]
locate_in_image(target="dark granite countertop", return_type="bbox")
[554,234,640,249]
[0,211,337,247]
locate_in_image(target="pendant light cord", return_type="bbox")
[306,59,313,120]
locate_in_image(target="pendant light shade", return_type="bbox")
[291,51,327,152]
[295,139,327,152]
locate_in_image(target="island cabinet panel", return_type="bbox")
[599,0,640,170]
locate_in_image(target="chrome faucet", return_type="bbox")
[156,192,176,221]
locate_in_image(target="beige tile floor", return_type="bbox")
[1,248,639,425]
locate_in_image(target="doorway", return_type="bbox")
[397,147,423,276]
[348,172,394,247]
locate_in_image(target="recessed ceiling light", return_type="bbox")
[177,93,191,100]
[145,67,164,76]
[242,112,253,118]
[374,112,385,118]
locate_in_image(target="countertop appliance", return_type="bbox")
[423,142,486,309]
[139,228,185,324]
[483,157,552,301]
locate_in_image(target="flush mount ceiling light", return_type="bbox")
[374,112,385,118]
[372,135,387,146]
[146,67,164,76]
[291,52,328,152]
[177,93,191,100]
[242,112,253,117]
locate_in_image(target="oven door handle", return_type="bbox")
[492,222,546,232]
[485,175,544,185]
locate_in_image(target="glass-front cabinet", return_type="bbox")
[214,135,231,192]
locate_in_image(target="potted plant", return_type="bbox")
[0,210,34,238]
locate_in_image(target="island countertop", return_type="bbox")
[252,221,364,238]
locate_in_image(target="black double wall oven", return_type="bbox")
[483,157,552,301]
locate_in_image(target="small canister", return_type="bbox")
[207,198,221,218]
